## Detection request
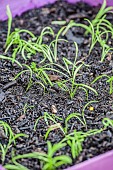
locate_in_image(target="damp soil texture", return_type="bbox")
[0,0,113,170]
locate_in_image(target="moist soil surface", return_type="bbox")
[0,0,113,169]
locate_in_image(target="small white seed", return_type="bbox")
[51,105,57,114]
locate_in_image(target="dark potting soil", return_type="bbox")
[0,0,113,169]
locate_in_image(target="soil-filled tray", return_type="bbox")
[0,0,113,170]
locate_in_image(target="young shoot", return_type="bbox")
[34,112,65,139]
[9,141,72,170]
[0,121,27,164]
[54,42,97,99]
[62,127,103,159]
[92,74,113,94]
[62,0,113,61]
[5,5,12,47]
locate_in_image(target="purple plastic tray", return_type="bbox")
[0,0,113,170]
[0,0,113,20]
[67,0,113,6]
[0,0,56,20]
[0,165,5,170]
[65,150,113,170]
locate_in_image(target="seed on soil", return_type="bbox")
[48,74,61,81]
[16,114,26,121]
[89,106,94,111]
[51,105,58,114]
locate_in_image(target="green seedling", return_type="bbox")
[64,100,98,133]
[5,6,55,63]
[24,27,67,64]
[85,17,113,56]
[62,0,113,61]
[64,113,85,134]
[34,112,65,139]
[39,26,68,63]
[54,42,97,99]
[92,74,113,94]
[37,26,54,45]
[5,5,12,47]
[9,141,72,170]
[51,21,67,25]
[85,0,113,34]
[5,127,104,169]
[30,62,53,86]
[62,127,103,159]
[55,63,97,99]
[45,123,64,140]
[14,64,33,91]
[5,6,36,61]
[62,20,91,36]
[34,100,97,140]
[14,62,54,91]
[4,7,97,98]
[4,117,109,169]
[4,163,29,170]
[82,100,98,126]
[49,26,66,63]
[28,27,54,63]
[0,121,27,164]
[102,117,113,128]
[65,130,84,159]
[35,112,84,140]
[23,103,34,114]
[5,27,36,62]
[106,76,113,94]
[101,44,113,62]
[0,55,22,67]
[14,59,68,92]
